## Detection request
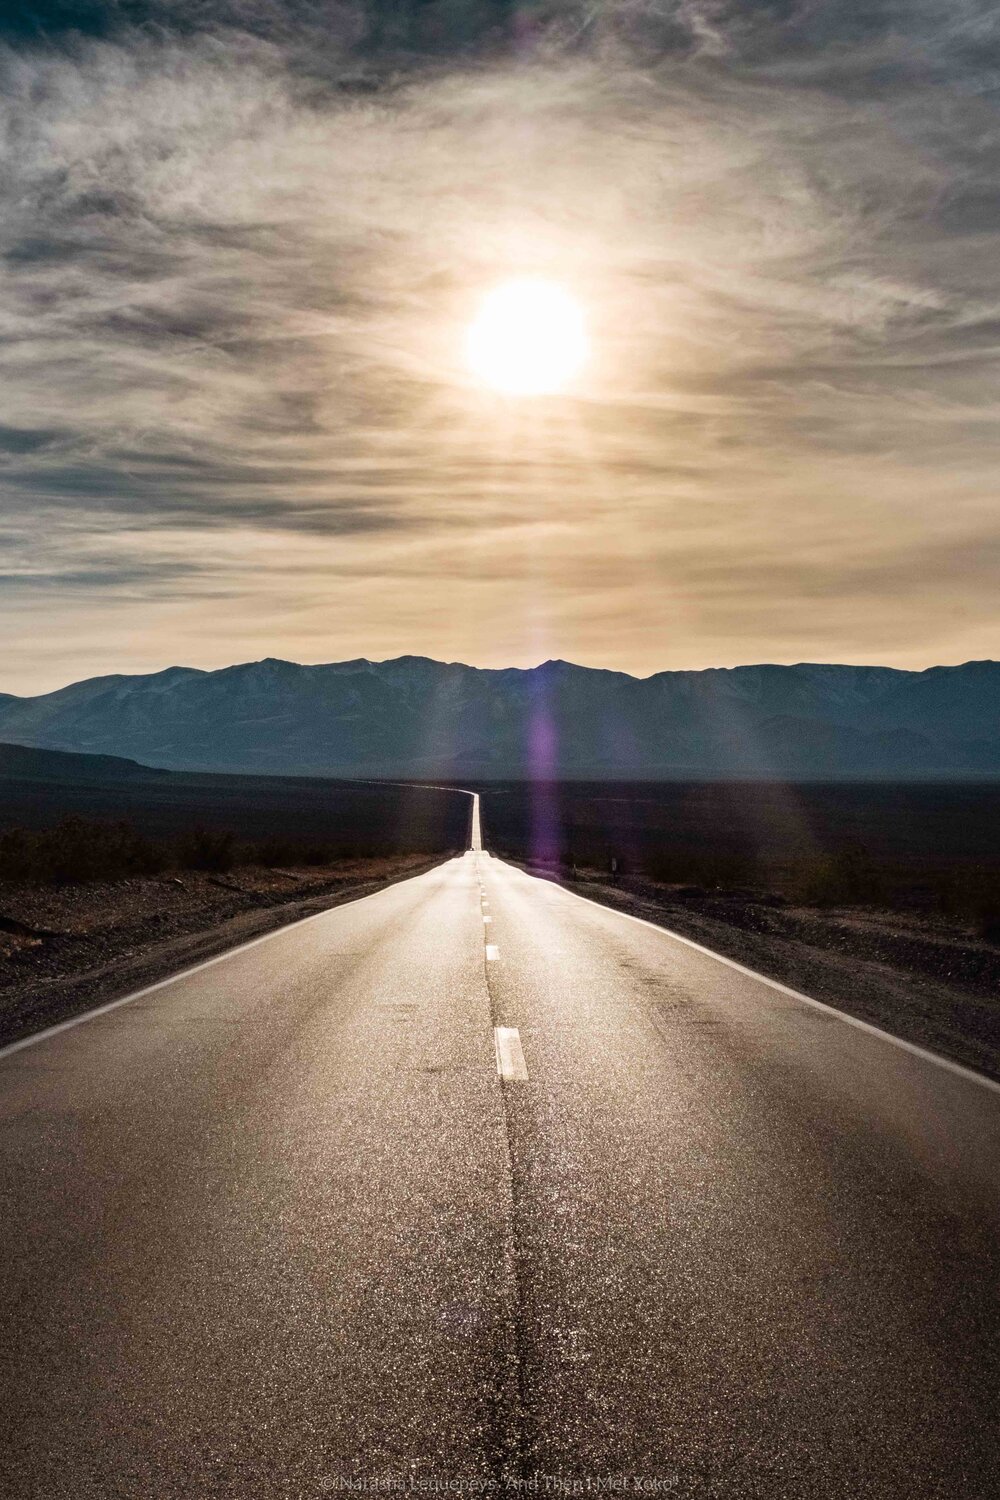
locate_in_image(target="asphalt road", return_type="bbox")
[2,800,999,1499]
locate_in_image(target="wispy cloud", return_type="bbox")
[1,2,999,689]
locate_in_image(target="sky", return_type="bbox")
[1,1,999,694]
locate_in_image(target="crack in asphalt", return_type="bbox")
[479,860,527,1494]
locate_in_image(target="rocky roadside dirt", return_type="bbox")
[521,864,1000,1082]
[0,855,444,1050]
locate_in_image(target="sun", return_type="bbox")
[465,277,588,396]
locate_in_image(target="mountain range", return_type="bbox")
[0,656,997,780]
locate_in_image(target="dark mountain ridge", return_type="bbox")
[0,741,164,782]
[0,655,996,779]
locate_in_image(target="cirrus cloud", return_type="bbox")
[0,2,998,689]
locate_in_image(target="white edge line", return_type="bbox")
[513,862,1000,1096]
[0,859,452,1064]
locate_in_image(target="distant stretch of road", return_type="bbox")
[1,793,999,1499]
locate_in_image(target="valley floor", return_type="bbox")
[518,863,1000,1082]
[0,855,443,1050]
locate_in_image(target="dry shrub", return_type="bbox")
[0,817,166,884]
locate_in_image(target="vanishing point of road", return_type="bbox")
[1,793,998,1499]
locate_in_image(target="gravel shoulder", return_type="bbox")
[0,855,445,1050]
[518,863,1000,1082]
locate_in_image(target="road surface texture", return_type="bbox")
[2,794,999,1499]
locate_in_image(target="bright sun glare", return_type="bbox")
[465,278,588,396]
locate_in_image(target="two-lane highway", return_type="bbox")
[1,805,999,1498]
